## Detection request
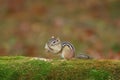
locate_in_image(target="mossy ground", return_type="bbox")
[0,56,120,80]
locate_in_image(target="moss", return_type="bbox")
[0,56,51,80]
[89,69,112,80]
[0,56,120,80]
[48,60,120,80]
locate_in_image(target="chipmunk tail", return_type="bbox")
[75,53,93,59]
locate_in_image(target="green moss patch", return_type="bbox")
[0,56,51,80]
[0,56,120,80]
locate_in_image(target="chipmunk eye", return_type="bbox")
[53,41,56,43]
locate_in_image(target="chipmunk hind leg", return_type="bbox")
[61,46,75,60]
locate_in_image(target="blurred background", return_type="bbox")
[0,0,120,59]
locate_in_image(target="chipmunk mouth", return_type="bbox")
[47,44,54,51]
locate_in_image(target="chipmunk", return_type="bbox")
[45,36,92,60]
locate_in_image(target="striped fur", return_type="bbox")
[62,41,75,53]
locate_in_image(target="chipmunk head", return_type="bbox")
[45,36,62,53]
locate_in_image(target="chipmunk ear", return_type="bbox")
[51,36,55,38]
